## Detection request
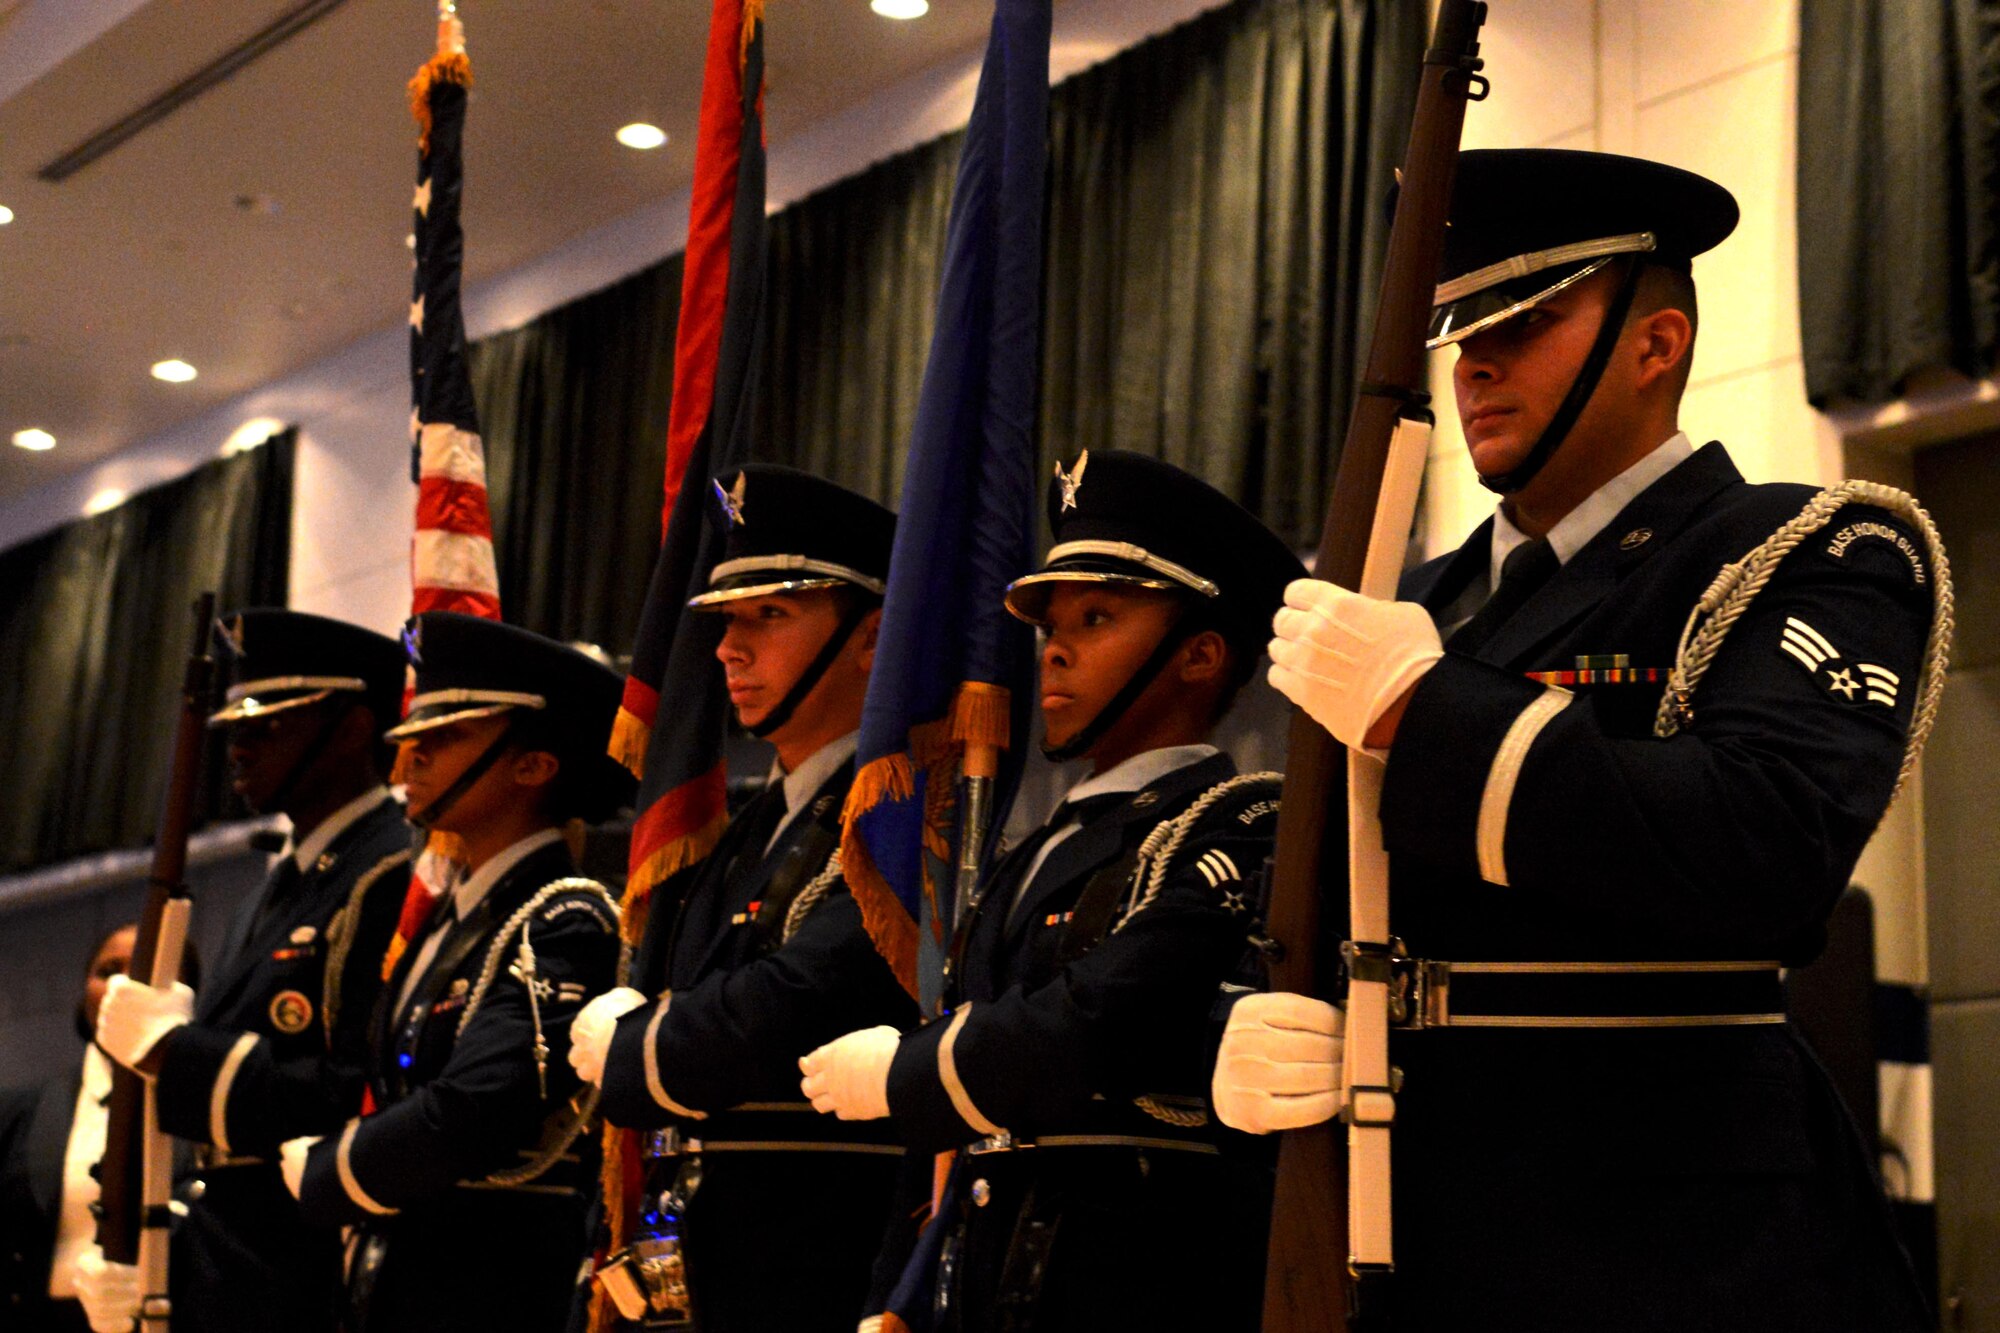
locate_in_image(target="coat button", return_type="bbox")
[970,1178,992,1208]
[187,1178,206,1200]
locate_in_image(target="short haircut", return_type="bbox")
[1631,260,1699,394]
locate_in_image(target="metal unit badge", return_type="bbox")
[1055,450,1088,512]
[713,472,748,527]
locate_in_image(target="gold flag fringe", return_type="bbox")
[838,683,1014,1000]
[407,47,472,157]
[740,0,766,69]
[621,812,729,944]
[607,706,652,783]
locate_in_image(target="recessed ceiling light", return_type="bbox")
[11,428,55,451]
[151,358,198,383]
[0,205,13,226]
[84,488,127,516]
[871,0,929,18]
[616,122,668,151]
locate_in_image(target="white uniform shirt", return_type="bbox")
[1008,744,1219,915]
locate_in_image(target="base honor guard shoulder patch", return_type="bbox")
[269,989,315,1035]
[1780,616,1900,709]
[1824,520,1927,585]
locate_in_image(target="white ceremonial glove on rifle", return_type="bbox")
[799,1026,900,1121]
[568,987,649,1087]
[74,1246,142,1333]
[95,975,193,1074]
[1211,992,1345,1134]
[1268,578,1443,752]
[279,1135,320,1200]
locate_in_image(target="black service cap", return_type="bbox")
[1428,149,1738,348]
[688,464,896,607]
[209,609,405,735]
[1004,450,1304,651]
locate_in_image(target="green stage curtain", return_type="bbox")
[0,432,294,872]
[1798,0,2000,405]
[469,0,1424,652]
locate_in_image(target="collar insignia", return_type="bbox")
[1056,450,1088,513]
[714,473,748,528]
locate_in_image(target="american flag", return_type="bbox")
[380,9,496,988]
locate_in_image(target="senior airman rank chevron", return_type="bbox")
[1780,615,1900,709]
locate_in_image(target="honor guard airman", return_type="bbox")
[1220,150,1946,1331]
[279,613,633,1333]
[86,609,411,1333]
[803,450,1304,1332]
[570,465,918,1333]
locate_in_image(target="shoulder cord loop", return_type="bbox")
[1653,481,1954,798]
[1113,770,1283,1131]
[321,848,412,1043]
[458,876,628,1187]
[1114,773,1284,935]
[781,848,843,945]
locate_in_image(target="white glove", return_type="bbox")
[74,1246,142,1333]
[568,987,649,1087]
[1212,992,1345,1135]
[95,975,194,1073]
[279,1135,319,1199]
[1268,578,1442,751]
[799,1025,899,1120]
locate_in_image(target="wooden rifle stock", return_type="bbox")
[98,591,218,1267]
[1260,4,1487,1330]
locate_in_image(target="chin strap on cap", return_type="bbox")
[1478,257,1648,496]
[261,698,357,814]
[407,715,523,830]
[745,601,873,740]
[1041,607,1198,764]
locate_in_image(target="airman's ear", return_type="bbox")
[1633,306,1694,391]
[512,748,562,792]
[858,606,884,667]
[1179,628,1229,684]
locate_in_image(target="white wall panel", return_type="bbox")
[1636,0,1796,105]
[1638,56,1801,386]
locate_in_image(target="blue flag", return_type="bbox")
[839,0,1050,1007]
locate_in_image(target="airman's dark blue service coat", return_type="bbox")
[598,761,919,1333]
[152,794,411,1333]
[295,836,619,1333]
[885,751,1280,1333]
[1375,442,1933,1331]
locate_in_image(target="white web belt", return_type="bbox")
[1342,413,1432,1273]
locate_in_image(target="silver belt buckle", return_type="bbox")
[967,1130,1024,1157]
[643,1127,695,1160]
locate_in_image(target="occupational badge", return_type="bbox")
[269,989,315,1035]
